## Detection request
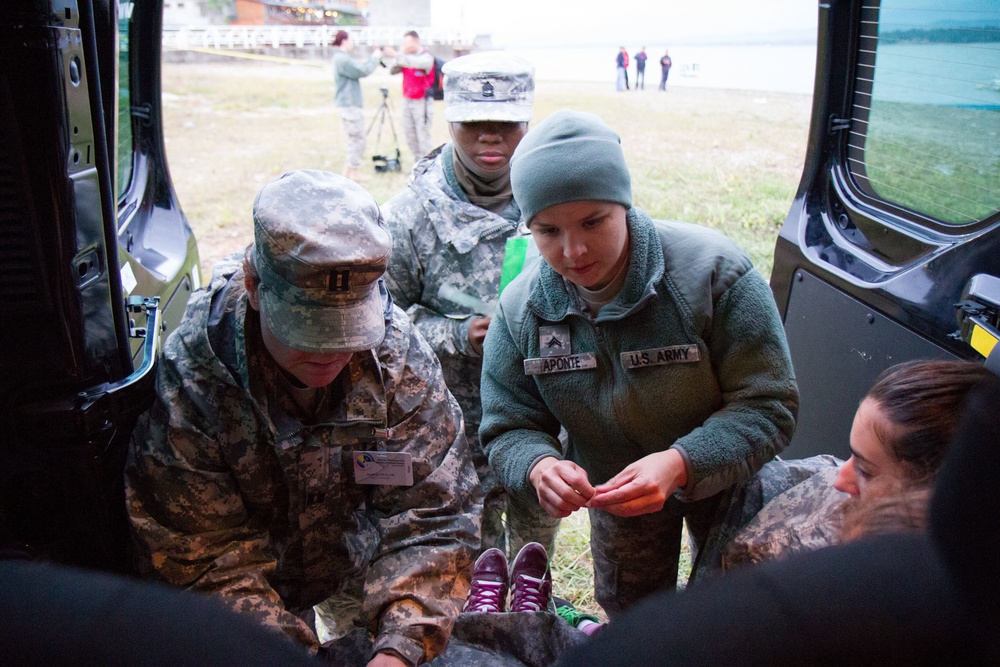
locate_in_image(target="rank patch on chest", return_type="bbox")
[524,352,597,376]
[621,345,701,369]
[539,325,571,357]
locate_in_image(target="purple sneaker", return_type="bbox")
[464,548,509,613]
[509,542,552,613]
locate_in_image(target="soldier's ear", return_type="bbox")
[245,272,261,311]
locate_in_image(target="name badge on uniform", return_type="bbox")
[621,345,701,369]
[524,352,597,376]
[353,451,413,486]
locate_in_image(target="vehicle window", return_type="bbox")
[847,1,1000,226]
[117,10,133,202]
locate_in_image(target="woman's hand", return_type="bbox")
[468,317,491,355]
[528,457,596,518]
[367,651,408,667]
[587,449,688,517]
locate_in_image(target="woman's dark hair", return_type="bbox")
[866,360,991,483]
[333,30,350,47]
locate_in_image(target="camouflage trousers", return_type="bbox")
[337,106,366,169]
[588,490,729,617]
[401,95,433,163]
[471,432,560,561]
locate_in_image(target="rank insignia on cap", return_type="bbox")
[329,269,351,292]
[441,51,535,123]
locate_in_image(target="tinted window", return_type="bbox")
[117,11,132,202]
[848,1,1000,226]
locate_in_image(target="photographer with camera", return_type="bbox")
[381,31,435,163]
[381,53,561,564]
[332,30,382,183]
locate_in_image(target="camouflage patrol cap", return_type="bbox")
[252,170,392,353]
[443,51,534,123]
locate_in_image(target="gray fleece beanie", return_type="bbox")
[510,109,632,226]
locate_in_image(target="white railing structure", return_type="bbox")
[162,25,477,51]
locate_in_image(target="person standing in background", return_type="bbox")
[659,49,673,91]
[382,31,435,164]
[331,30,382,182]
[634,47,647,90]
[615,47,626,91]
[622,47,631,90]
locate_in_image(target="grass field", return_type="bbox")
[162,60,812,281]
[161,58,812,617]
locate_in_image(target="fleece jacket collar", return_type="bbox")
[526,207,662,323]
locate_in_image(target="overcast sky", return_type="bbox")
[429,0,819,46]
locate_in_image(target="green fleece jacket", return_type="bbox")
[479,209,798,503]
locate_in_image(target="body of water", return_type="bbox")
[505,44,818,95]
[872,43,1000,107]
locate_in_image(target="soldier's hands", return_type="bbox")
[381,46,397,58]
[367,651,408,667]
[529,457,595,518]
[468,317,491,355]
[588,449,687,517]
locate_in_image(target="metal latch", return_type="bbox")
[131,103,153,127]
[828,116,851,133]
[956,274,1000,361]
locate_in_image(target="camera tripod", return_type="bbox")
[367,87,402,173]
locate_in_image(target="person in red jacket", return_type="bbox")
[384,31,436,163]
[622,47,630,90]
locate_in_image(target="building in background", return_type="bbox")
[365,0,429,26]
[159,0,484,56]
[233,0,367,25]
[164,0,369,27]
[163,0,221,26]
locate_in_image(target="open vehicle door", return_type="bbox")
[770,0,1000,459]
[0,0,199,571]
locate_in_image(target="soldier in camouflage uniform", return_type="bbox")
[381,52,560,560]
[126,170,481,667]
[382,31,436,163]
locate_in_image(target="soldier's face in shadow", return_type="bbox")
[245,275,353,388]
[450,121,528,171]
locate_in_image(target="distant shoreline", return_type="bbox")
[504,43,818,95]
[497,39,818,49]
